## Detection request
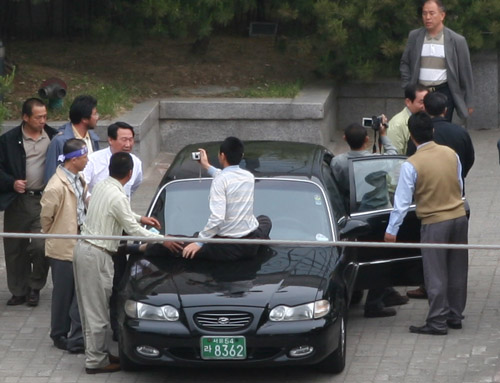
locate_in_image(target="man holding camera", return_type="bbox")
[182,136,271,261]
[330,119,409,317]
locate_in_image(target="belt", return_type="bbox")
[25,190,43,196]
[87,241,116,256]
[427,82,448,92]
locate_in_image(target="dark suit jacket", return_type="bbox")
[432,117,475,180]
[400,26,474,119]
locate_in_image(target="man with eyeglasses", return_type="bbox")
[44,95,100,183]
[400,0,474,122]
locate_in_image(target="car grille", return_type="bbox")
[194,311,253,330]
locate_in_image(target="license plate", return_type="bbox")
[200,336,246,360]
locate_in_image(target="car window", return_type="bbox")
[153,178,334,242]
[349,156,408,213]
[320,160,346,222]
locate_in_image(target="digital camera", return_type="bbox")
[191,151,201,161]
[362,115,385,131]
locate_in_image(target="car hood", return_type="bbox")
[125,245,336,308]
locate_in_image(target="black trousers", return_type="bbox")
[196,215,272,261]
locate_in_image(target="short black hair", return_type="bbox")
[408,112,434,145]
[422,0,445,12]
[62,138,87,161]
[344,123,367,150]
[69,95,97,124]
[220,136,244,165]
[22,98,46,117]
[405,83,428,102]
[424,91,447,116]
[109,152,134,179]
[108,121,135,139]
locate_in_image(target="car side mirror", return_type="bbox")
[339,219,371,240]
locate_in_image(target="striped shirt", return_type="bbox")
[82,177,163,252]
[419,30,447,86]
[199,165,259,240]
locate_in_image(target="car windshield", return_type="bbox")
[152,178,334,242]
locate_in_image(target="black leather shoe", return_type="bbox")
[409,324,447,335]
[108,353,120,364]
[53,336,68,351]
[364,307,397,318]
[85,363,121,374]
[27,289,40,307]
[383,291,409,307]
[446,320,462,329]
[7,295,26,306]
[68,340,85,354]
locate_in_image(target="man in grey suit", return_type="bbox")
[400,0,474,122]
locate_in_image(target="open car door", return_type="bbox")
[346,155,424,290]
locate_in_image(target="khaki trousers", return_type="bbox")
[73,240,114,369]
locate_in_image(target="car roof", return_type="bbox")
[159,140,333,188]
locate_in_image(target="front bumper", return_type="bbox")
[119,306,341,368]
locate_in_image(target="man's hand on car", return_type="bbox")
[182,242,202,259]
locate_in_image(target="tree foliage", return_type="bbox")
[1,0,500,81]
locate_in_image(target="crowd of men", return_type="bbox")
[0,0,476,375]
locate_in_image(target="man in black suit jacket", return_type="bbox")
[424,91,475,186]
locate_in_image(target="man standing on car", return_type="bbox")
[400,0,474,122]
[182,136,272,261]
[0,98,58,306]
[330,120,409,318]
[385,111,468,335]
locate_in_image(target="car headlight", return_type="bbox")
[269,300,330,321]
[124,300,179,321]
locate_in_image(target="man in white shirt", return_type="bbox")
[83,121,142,198]
[182,136,272,261]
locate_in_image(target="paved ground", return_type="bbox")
[0,128,500,382]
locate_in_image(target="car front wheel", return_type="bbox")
[316,311,346,373]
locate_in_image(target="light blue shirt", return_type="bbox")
[386,142,463,236]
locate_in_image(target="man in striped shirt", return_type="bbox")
[400,0,474,122]
[182,137,271,261]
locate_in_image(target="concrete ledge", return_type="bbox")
[158,85,336,153]
[159,85,332,120]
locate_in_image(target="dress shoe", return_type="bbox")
[406,286,428,299]
[27,289,40,306]
[7,295,26,306]
[446,320,463,329]
[85,363,121,374]
[383,291,409,307]
[364,307,397,318]
[108,353,120,364]
[409,324,447,335]
[68,341,85,354]
[53,336,68,351]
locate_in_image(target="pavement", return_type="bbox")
[1,128,500,382]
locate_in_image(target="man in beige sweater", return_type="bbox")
[41,138,89,353]
[384,111,468,335]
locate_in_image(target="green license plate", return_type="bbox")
[200,336,247,360]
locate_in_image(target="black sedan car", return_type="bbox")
[117,141,423,373]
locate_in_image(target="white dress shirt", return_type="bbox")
[83,147,143,198]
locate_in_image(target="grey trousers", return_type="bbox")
[421,215,469,331]
[49,258,83,349]
[3,194,49,296]
[73,241,114,369]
